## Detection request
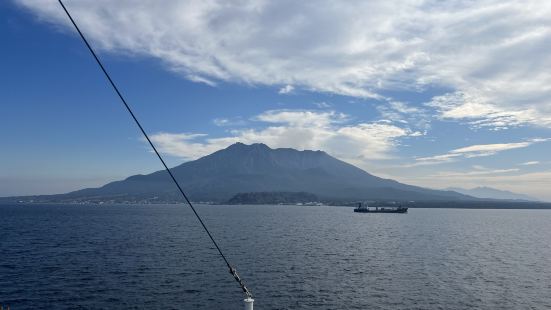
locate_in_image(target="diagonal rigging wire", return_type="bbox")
[57,0,252,299]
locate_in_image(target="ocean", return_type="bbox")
[1,204,550,309]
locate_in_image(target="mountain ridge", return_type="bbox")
[446,186,538,202]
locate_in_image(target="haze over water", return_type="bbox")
[1,204,550,309]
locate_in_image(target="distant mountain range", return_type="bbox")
[446,187,538,202]
[2,143,480,204]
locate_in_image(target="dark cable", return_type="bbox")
[57,0,252,299]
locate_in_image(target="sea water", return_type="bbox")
[1,204,550,309]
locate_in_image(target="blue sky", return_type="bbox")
[2,1,551,200]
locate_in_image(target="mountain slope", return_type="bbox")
[8,143,478,203]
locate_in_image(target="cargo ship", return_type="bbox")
[353,202,408,213]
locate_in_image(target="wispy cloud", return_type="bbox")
[519,161,540,166]
[429,168,520,178]
[253,109,347,126]
[313,101,331,108]
[451,141,535,157]
[377,100,430,131]
[413,139,550,165]
[17,0,551,128]
[213,117,246,127]
[150,109,420,161]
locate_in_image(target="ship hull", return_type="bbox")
[354,208,408,213]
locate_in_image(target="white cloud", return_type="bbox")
[278,85,294,94]
[414,138,549,165]
[212,117,246,127]
[145,133,227,160]
[150,109,419,161]
[16,0,551,128]
[425,91,548,130]
[254,109,346,127]
[519,161,540,166]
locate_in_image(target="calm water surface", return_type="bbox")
[1,204,550,309]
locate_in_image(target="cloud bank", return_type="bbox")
[149,110,420,162]
[16,0,551,129]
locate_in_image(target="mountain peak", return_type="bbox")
[226,142,271,150]
[225,142,328,155]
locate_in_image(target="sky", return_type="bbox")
[1,0,551,200]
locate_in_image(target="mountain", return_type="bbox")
[5,143,478,203]
[446,187,538,202]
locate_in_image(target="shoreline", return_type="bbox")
[2,201,551,210]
